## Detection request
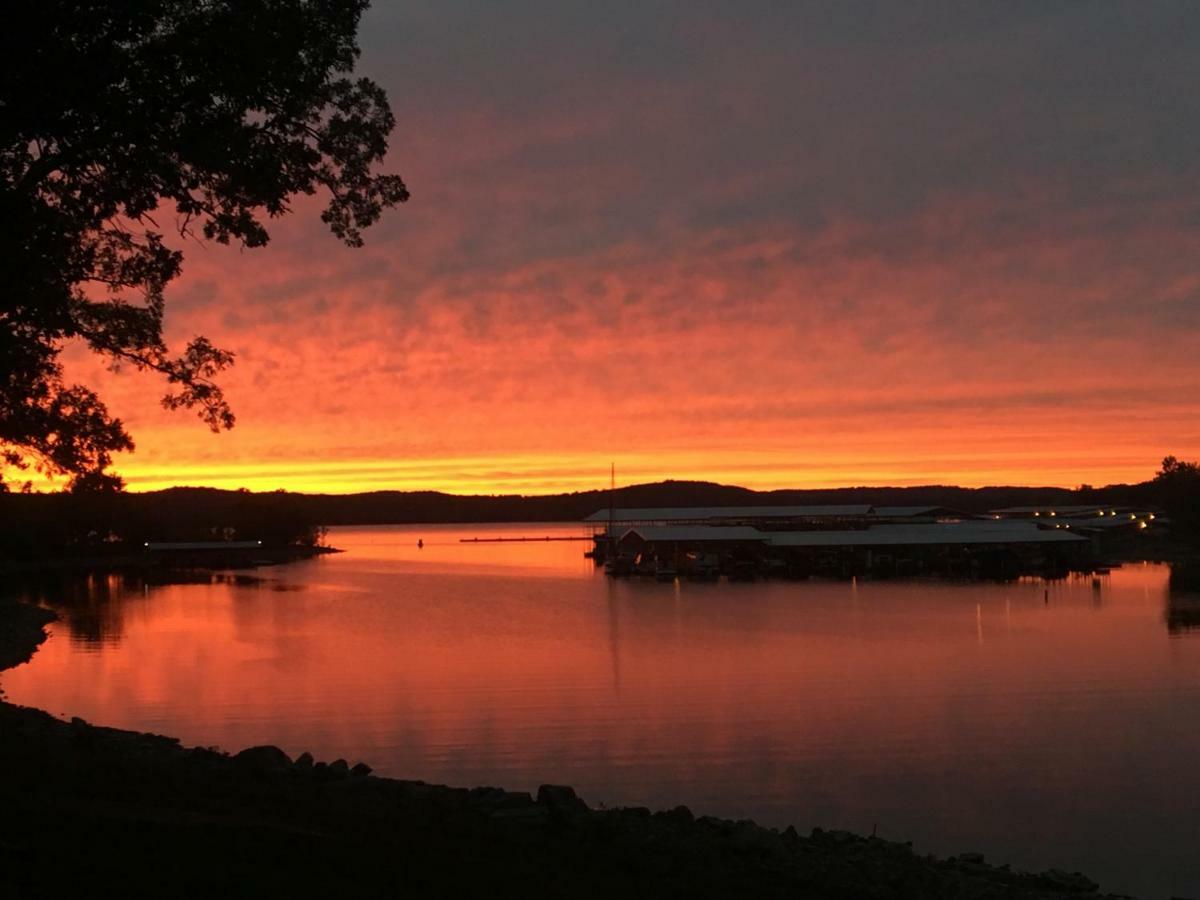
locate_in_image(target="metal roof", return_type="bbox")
[989,505,1122,515]
[621,526,771,543]
[870,506,947,517]
[620,521,1086,547]
[767,523,1086,547]
[585,505,876,523]
[1057,516,1148,530]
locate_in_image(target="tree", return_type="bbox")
[1154,456,1200,535]
[1,0,407,491]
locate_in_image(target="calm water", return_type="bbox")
[4,523,1200,898]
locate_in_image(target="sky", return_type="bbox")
[67,1,1200,494]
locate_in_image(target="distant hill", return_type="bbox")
[260,478,1157,523]
[3,478,1159,525]
[0,477,1171,560]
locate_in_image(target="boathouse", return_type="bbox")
[585,504,969,530]
[605,515,1090,579]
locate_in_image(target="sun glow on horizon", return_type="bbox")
[94,449,1170,495]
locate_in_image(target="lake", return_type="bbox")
[4,523,1199,898]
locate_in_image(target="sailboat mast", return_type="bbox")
[608,462,615,544]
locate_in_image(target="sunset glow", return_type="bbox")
[66,4,1200,494]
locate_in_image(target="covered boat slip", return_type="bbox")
[583,504,965,528]
[586,505,1096,580]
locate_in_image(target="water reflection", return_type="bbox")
[4,529,1200,898]
[10,570,300,648]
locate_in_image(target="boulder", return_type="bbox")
[490,807,550,824]
[1038,869,1099,893]
[654,805,695,826]
[294,751,314,771]
[536,784,588,817]
[350,762,372,778]
[232,745,292,775]
[328,758,350,779]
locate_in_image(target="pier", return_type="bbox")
[459,535,592,543]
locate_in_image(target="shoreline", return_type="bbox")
[0,543,339,577]
[0,599,1136,898]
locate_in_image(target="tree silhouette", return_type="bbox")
[1154,456,1200,535]
[1,0,407,491]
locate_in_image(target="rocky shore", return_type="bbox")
[1,601,1132,899]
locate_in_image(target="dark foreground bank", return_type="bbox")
[1,603,1133,899]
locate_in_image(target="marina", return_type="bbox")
[584,504,1161,580]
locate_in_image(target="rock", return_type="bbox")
[469,786,506,804]
[536,784,588,817]
[469,788,534,810]
[328,758,350,779]
[654,805,695,826]
[1038,869,1099,893]
[294,751,314,771]
[232,745,292,774]
[730,821,780,854]
[350,762,372,777]
[490,806,549,824]
[826,829,859,845]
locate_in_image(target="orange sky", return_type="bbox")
[52,5,1200,494]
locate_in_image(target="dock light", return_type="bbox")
[1109,511,1116,516]
[1150,514,1156,520]
[1034,512,1040,517]
[257,540,262,545]
[1139,521,1148,530]
[143,542,149,547]
[1049,511,1056,517]
[1129,514,1136,520]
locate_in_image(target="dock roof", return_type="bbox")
[766,523,1086,547]
[870,506,957,518]
[621,526,770,543]
[620,520,1087,548]
[989,505,1123,515]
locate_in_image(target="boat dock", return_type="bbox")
[581,504,1160,581]
[459,536,591,543]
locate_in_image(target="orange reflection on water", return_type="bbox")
[4,530,1200,897]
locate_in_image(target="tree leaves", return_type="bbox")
[1,0,407,490]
